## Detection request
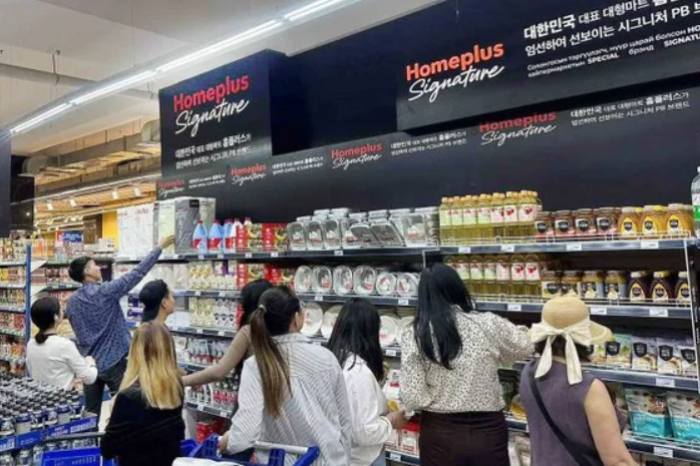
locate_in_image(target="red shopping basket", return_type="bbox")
[189,435,320,466]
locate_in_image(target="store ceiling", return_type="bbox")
[2,0,440,155]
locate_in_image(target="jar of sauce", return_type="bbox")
[604,271,628,300]
[561,270,582,298]
[629,271,650,302]
[667,204,694,238]
[651,271,673,303]
[676,272,690,304]
[641,205,668,238]
[534,211,554,240]
[554,210,575,238]
[574,209,597,238]
[596,207,619,238]
[619,207,642,238]
[582,270,605,300]
[541,270,561,298]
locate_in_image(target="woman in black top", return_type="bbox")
[101,322,185,466]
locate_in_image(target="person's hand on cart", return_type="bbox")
[386,410,409,430]
[218,432,229,453]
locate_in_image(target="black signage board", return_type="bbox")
[157,167,230,201]
[160,50,302,177]
[160,86,700,222]
[397,0,700,130]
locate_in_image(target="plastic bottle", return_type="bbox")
[231,218,243,252]
[477,195,494,241]
[692,167,700,237]
[193,221,208,254]
[208,220,224,253]
[518,191,539,238]
[439,197,452,245]
[223,219,234,252]
[461,196,477,241]
[490,193,505,239]
[510,254,526,296]
[504,192,520,238]
[483,256,497,296]
[450,197,465,245]
[496,255,511,296]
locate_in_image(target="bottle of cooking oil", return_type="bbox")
[483,255,497,296]
[518,190,538,238]
[510,254,527,296]
[524,254,543,297]
[462,196,478,241]
[455,256,470,284]
[491,193,506,239]
[477,194,494,241]
[450,197,465,245]
[496,254,511,297]
[469,255,484,296]
[504,192,520,238]
[439,197,452,245]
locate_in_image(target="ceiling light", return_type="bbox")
[70,71,156,106]
[10,104,72,134]
[46,201,54,212]
[284,0,350,21]
[133,186,142,197]
[112,189,119,200]
[25,211,30,217]
[156,20,283,73]
[69,197,77,207]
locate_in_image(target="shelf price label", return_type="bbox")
[334,250,344,257]
[197,255,205,260]
[501,245,516,253]
[398,298,410,306]
[641,240,660,250]
[220,410,229,418]
[218,291,227,298]
[389,452,401,462]
[218,331,226,337]
[314,294,324,302]
[656,377,676,388]
[653,447,673,458]
[649,308,669,318]
[216,254,224,260]
[566,243,583,252]
[458,246,472,254]
[591,307,607,316]
[245,252,253,259]
[270,252,279,258]
[507,304,522,312]
[385,349,398,357]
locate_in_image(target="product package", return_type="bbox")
[632,337,658,372]
[679,339,698,378]
[625,388,673,439]
[605,334,633,369]
[163,197,217,255]
[667,391,700,444]
[657,338,684,375]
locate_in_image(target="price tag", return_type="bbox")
[194,291,202,297]
[389,453,401,462]
[507,304,522,312]
[566,243,583,252]
[458,246,472,254]
[313,341,323,346]
[656,377,676,388]
[171,327,180,332]
[385,349,398,357]
[245,252,253,258]
[172,255,180,259]
[641,240,660,250]
[591,307,607,316]
[334,250,344,256]
[501,245,515,253]
[315,294,324,302]
[220,410,229,418]
[218,331,226,337]
[197,255,205,260]
[196,328,204,335]
[271,252,279,258]
[398,298,410,306]
[649,308,669,318]
[653,447,673,458]
[216,254,224,259]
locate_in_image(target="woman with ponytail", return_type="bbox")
[26,297,97,390]
[220,286,352,466]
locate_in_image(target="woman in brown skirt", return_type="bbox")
[400,264,533,466]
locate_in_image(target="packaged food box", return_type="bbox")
[625,388,672,439]
[605,334,632,369]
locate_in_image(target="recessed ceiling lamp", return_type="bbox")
[133,186,142,197]
[69,197,77,207]
[46,201,54,212]
[112,189,120,200]
[8,0,363,135]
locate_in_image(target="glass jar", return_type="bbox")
[650,271,673,303]
[582,270,605,300]
[641,205,668,238]
[596,207,619,238]
[629,271,650,302]
[604,271,628,300]
[541,270,561,298]
[554,210,575,238]
[666,204,694,238]
[676,272,690,304]
[561,271,582,298]
[618,207,642,238]
[534,211,554,240]
[574,209,597,238]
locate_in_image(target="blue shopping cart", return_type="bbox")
[40,432,320,466]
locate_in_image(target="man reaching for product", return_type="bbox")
[65,235,175,418]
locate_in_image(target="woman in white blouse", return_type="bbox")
[26,297,97,391]
[400,264,533,466]
[327,299,407,466]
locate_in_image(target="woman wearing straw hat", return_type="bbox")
[520,296,638,466]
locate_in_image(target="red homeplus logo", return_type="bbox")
[231,164,267,177]
[158,179,186,189]
[331,143,383,159]
[479,113,557,133]
[173,75,250,112]
[405,44,505,82]
[331,143,383,171]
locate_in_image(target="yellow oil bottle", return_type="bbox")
[439,197,452,245]
[496,254,511,296]
[491,193,506,239]
[477,194,494,241]
[462,196,479,241]
[518,190,538,238]
[483,255,497,296]
[524,254,543,297]
[510,254,527,296]
[504,192,520,238]
[450,196,465,245]
[469,255,484,296]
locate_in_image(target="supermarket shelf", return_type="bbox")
[441,238,688,255]
[0,284,26,289]
[184,401,234,419]
[511,362,699,390]
[0,262,25,267]
[308,337,402,358]
[0,305,25,314]
[507,418,528,433]
[476,301,692,319]
[0,329,24,339]
[171,326,236,339]
[129,290,240,299]
[0,415,98,453]
[297,293,418,308]
[386,450,420,465]
[115,255,187,263]
[179,361,210,372]
[42,284,81,291]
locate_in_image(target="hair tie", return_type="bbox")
[259,305,267,315]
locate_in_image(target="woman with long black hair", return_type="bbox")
[400,263,533,466]
[327,299,407,466]
[220,285,352,466]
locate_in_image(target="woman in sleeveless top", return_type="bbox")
[519,297,638,466]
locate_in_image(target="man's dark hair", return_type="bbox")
[139,280,171,323]
[68,256,91,283]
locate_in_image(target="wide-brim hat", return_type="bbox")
[540,296,612,345]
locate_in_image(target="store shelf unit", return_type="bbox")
[476,300,692,319]
[183,400,234,419]
[171,326,236,339]
[440,238,689,255]
[0,415,98,453]
[297,293,418,308]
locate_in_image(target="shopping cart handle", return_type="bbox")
[252,442,319,466]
